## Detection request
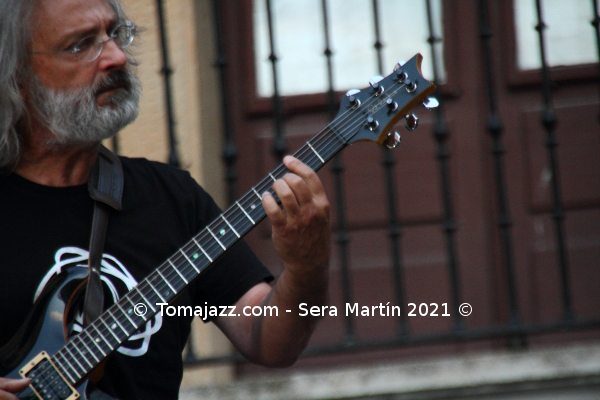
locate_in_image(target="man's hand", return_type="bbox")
[262,155,331,283]
[215,156,330,367]
[0,377,30,400]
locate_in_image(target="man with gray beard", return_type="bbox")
[0,0,331,399]
[28,69,141,146]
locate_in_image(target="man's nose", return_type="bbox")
[97,37,129,70]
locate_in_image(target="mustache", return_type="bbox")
[94,70,133,96]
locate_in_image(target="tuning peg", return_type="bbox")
[366,116,379,131]
[394,60,406,70]
[405,114,419,131]
[385,131,401,149]
[346,89,361,108]
[423,97,439,110]
[369,75,384,85]
[386,98,398,112]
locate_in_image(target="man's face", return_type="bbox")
[26,0,140,144]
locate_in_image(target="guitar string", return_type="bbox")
[52,71,424,382]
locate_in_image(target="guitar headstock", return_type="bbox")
[337,53,437,148]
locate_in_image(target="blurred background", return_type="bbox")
[114,0,600,398]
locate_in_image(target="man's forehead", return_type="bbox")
[32,0,116,41]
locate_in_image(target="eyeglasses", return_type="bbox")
[32,21,136,62]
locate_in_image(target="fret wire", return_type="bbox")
[89,323,114,350]
[43,360,67,388]
[158,268,178,294]
[72,334,94,368]
[169,259,189,283]
[83,328,107,357]
[63,344,87,375]
[207,227,226,251]
[252,188,262,199]
[209,219,238,248]
[135,286,157,312]
[190,237,213,263]
[268,172,277,182]
[179,249,200,273]
[55,350,80,381]
[107,308,128,335]
[123,296,148,322]
[149,270,174,296]
[240,194,263,218]
[307,142,325,163]
[100,315,122,342]
[78,333,101,363]
[236,201,255,224]
[147,279,167,303]
[221,215,240,238]
[53,353,77,384]
[116,301,138,328]
[225,213,253,237]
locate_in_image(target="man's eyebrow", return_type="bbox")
[52,26,99,49]
[52,18,118,49]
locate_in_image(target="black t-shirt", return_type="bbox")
[0,157,272,399]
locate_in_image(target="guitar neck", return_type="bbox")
[48,121,349,386]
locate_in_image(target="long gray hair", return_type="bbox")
[0,0,126,168]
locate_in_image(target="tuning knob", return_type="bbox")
[422,97,439,110]
[370,76,384,96]
[385,131,401,149]
[386,98,398,112]
[405,114,419,131]
[366,116,379,131]
[346,89,361,108]
[405,79,417,93]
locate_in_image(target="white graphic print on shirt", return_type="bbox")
[34,247,163,357]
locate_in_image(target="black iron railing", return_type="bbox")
[177,0,600,367]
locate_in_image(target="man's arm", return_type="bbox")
[214,156,330,367]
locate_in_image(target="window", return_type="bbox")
[253,0,444,97]
[514,0,597,70]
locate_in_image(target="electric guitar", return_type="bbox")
[1,54,436,400]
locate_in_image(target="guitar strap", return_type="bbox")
[83,145,124,327]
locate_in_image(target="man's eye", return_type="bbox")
[70,36,96,53]
[110,25,125,40]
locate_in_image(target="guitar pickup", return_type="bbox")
[19,351,79,400]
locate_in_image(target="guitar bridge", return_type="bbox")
[19,351,79,400]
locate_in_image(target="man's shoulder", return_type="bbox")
[117,156,210,201]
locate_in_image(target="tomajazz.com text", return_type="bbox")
[157,302,452,319]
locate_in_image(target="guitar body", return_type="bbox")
[0,268,114,400]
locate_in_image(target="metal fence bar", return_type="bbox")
[477,0,521,330]
[265,0,287,161]
[212,0,238,205]
[425,0,462,332]
[320,0,356,343]
[155,0,180,168]
[534,0,573,322]
[592,0,600,121]
[371,0,409,337]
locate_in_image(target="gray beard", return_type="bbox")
[29,70,141,146]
